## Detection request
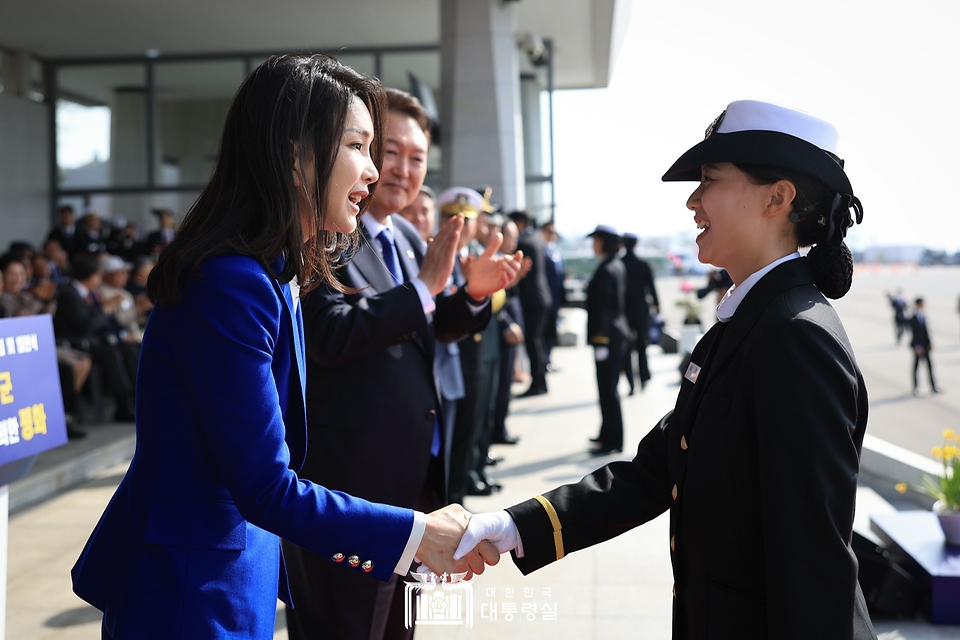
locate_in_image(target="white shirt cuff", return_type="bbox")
[411,278,436,315]
[466,296,489,316]
[394,510,427,575]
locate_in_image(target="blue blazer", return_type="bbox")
[72,255,414,640]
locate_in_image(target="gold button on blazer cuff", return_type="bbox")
[533,495,564,561]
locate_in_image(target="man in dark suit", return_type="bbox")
[145,208,176,256]
[47,205,77,256]
[621,232,660,393]
[52,252,138,422]
[909,297,940,395]
[73,212,108,256]
[283,90,521,640]
[507,210,552,397]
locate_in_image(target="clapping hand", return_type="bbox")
[419,215,464,296]
[416,504,500,580]
[463,233,523,302]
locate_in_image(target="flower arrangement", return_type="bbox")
[675,296,702,326]
[897,429,960,513]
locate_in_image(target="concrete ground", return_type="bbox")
[6,265,960,639]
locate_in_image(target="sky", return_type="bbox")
[551,0,960,254]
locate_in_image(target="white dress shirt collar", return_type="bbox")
[362,211,394,240]
[716,252,801,323]
[72,280,90,300]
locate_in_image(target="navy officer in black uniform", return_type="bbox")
[455,100,876,639]
[585,224,630,455]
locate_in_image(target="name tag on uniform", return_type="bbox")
[684,362,701,384]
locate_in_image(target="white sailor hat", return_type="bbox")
[102,255,132,273]
[662,100,854,197]
[436,187,482,219]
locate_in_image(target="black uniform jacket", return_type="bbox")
[585,254,631,347]
[909,314,931,349]
[507,258,876,640]
[300,214,491,508]
[622,251,659,331]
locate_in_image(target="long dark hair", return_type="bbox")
[148,53,385,305]
[736,164,854,299]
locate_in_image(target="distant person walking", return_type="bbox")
[621,232,659,393]
[887,290,907,343]
[909,297,940,396]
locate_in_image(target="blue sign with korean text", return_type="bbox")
[0,315,67,468]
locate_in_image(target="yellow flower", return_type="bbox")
[945,429,957,441]
[933,446,944,459]
[945,445,959,461]
[895,483,908,494]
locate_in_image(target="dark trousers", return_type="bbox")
[543,306,559,366]
[89,341,138,400]
[58,361,79,416]
[521,305,548,393]
[913,347,937,391]
[595,337,626,450]
[283,458,444,640]
[622,335,651,391]
[471,355,500,480]
[448,338,481,503]
[493,342,518,440]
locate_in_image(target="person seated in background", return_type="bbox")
[0,252,89,438]
[47,204,78,256]
[98,255,143,343]
[106,219,141,262]
[74,212,108,255]
[0,252,56,318]
[397,184,436,242]
[42,237,71,286]
[53,252,138,423]
[125,256,156,327]
[146,208,177,256]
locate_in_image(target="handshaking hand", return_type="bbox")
[415,504,501,580]
[453,510,522,561]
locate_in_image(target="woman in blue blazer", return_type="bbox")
[72,54,495,640]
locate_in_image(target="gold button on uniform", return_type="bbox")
[670,536,675,552]
[680,436,688,450]
[671,484,678,500]
[332,553,344,562]
[347,555,360,567]
[361,560,374,573]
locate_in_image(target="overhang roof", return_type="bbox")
[0,0,630,90]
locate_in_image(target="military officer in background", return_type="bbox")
[584,225,630,455]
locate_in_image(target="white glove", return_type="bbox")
[453,510,522,560]
[594,346,609,362]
